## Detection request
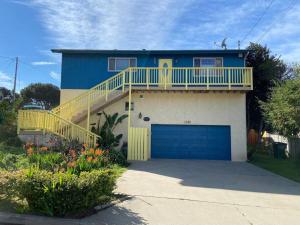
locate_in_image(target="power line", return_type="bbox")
[241,0,275,44]
[256,0,297,43]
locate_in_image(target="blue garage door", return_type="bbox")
[151,124,231,160]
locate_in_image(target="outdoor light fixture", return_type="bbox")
[138,112,143,119]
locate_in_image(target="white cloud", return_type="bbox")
[25,0,300,62]
[49,71,60,81]
[0,71,13,89]
[31,61,56,66]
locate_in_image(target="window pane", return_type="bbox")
[108,58,115,71]
[216,58,223,67]
[125,102,134,111]
[129,58,137,67]
[115,58,130,71]
[194,58,200,67]
[200,58,216,67]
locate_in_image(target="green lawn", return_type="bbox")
[250,152,300,183]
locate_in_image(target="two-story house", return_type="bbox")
[18,49,252,161]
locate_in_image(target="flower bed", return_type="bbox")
[0,142,127,217]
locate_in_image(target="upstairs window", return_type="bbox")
[108,57,137,72]
[193,57,223,67]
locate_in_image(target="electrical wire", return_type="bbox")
[240,0,275,44]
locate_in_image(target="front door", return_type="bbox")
[159,59,172,87]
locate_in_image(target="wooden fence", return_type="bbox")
[128,127,149,160]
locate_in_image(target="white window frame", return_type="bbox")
[193,57,223,67]
[192,57,224,77]
[108,57,137,72]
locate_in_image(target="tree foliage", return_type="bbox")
[0,99,22,146]
[20,83,60,109]
[91,111,128,149]
[261,71,300,137]
[246,43,289,135]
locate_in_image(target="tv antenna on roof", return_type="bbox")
[221,38,227,50]
[214,38,227,50]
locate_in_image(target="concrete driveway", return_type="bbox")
[83,160,300,225]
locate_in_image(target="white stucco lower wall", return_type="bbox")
[78,91,247,161]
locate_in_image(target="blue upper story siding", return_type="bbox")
[53,50,247,89]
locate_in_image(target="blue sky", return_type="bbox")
[0,0,299,91]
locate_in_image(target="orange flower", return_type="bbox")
[89,148,95,155]
[95,149,103,156]
[87,156,93,162]
[40,146,48,151]
[69,149,77,159]
[27,147,33,156]
[83,143,88,148]
[67,161,76,168]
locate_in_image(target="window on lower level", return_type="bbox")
[125,102,134,111]
[108,58,137,72]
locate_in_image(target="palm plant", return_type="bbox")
[91,111,128,149]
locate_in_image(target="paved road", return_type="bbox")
[83,160,300,225]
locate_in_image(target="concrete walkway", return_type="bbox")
[83,160,300,225]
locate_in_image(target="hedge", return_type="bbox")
[0,169,116,217]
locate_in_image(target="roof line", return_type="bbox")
[51,49,249,54]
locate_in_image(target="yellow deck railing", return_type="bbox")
[124,67,253,89]
[18,110,99,147]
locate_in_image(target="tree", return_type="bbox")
[0,87,11,98]
[0,98,22,146]
[246,43,289,139]
[260,69,300,137]
[20,83,60,109]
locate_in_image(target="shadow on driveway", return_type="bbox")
[127,159,300,195]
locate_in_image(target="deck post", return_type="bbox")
[185,69,188,90]
[86,92,90,131]
[127,69,132,160]
[228,69,231,90]
[146,68,149,89]
[206,68,209,90]
[128,68,132,128]
[122,71,125,92]
[105,82,108,101]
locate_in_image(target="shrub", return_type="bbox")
[106,149,128,166]
[2,169,116,217]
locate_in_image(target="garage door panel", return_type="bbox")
[151,124,231,160]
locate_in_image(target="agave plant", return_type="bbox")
[91,111,128,150]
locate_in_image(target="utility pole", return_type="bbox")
[12,56,18,102]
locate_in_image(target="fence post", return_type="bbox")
[17,111,20,135]
[43,112,46,135]
[250,68,253,90]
